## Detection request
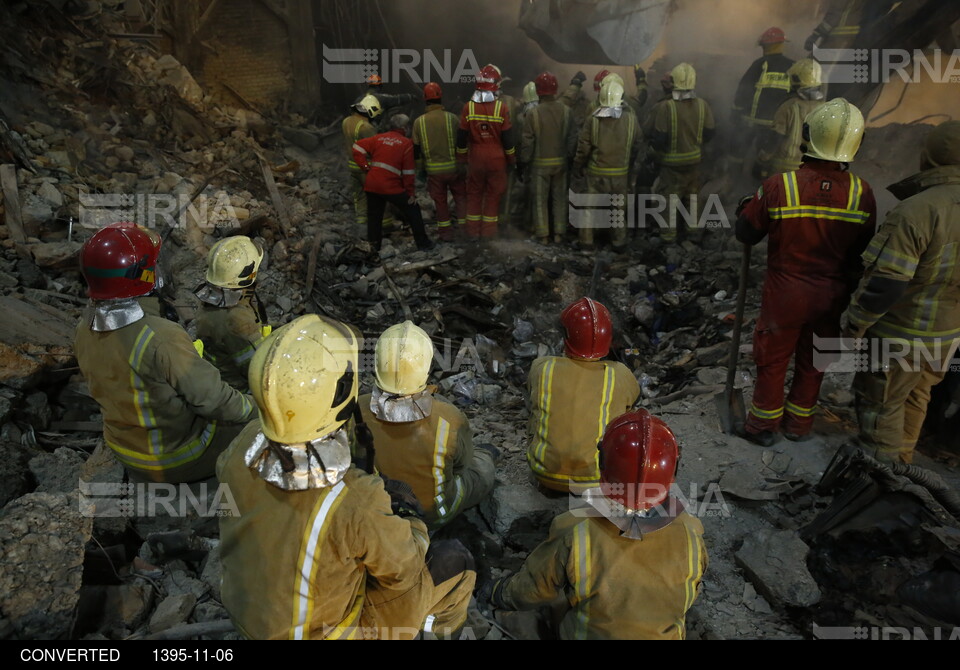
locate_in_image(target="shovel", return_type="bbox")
[715,243,752,434]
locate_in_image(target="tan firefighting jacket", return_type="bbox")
[651,97,716,168]
[574,111,644,178]
[195,294,266,391]
[498,509,707,640]
[343,113,377,173]
[846,165,960,342]
[761,95,825,175]
[74,296,255,476]
[217,420,431,640]
[413,104,460,176]
[521,98,577,170]
[527,356,640,491]
[360,394,473,527]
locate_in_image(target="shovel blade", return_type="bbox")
[715,389,746,435]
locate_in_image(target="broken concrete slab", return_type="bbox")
[734,529,821,609]
[37,181,63,208]
[28,241,82,269]
[0,492,93,639]
[79,442,128,537]
[0,296,76,389]
[149,594,197,633]
[200,544,222,601]
[162,569,210,602]
[0,441,31,508]
[30,447,85,493]
[479,485,568,553]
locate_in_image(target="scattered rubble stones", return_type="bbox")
[735,529,822,609]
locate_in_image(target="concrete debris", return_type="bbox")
[0,441,31,508]
[0,493,93,639]
[148,594,197,634]
[0,297,75,389]
[735,529,822,609]
[479,485,568,552]
[29,447,84,493]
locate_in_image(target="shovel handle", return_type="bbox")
[725,244,752,394]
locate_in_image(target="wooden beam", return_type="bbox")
[0,164,27,243]
[259,159,292,237]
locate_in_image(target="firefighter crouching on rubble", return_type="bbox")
[527,298,640,493]
[843,121,960,465]
[360,321,497,530]
[194,237,271,393]
[413,82,467,242]
[737,99,877,447]
[755,58,826,179]
[648,63,716,243]
[482,410,707,640]
[217,315,476,640]
[521,71,577,244]
[573,78,643,251]
[75,222,256,484]
[353,113,435,254]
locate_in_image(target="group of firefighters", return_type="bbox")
[63,1,960,639]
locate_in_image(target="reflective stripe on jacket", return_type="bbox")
[413,105,459,175]
[353,130,417,197]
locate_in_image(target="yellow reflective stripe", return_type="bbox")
[107,422,216,471]
[847,175,863,211]
[533,157,565,167]
[867,323,960,342]
[192,339,204,358]
[696,99,705,145]
[129,326,160,454]
[917,243,958,333]
[572,522,592,640]
[426,162,457,174]
[831,26,861,36]
[417,115,430,168]
[466,115,505,123]
[750,404,784,420]
[504,147,516,155]
[662,151,702,166]
[432,418,451,518]
[531,360,556,469]
[679,522,703,640]
[669,101,678,156]
[786,401,817,418]
[481,215,499,222]
[587,166,629,176]
[769,206,871,224]
[783,172,799,208]
[324,591,365,640]
[595,364,616,445]
[291,480,348,640]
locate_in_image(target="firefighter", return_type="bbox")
[194,236,271,393]
[648,63,716,243]
[359,321,497,530]
[456,64,516,239]
[483,410,707,640]
[527,298,640,493]
[559,70,594,129]
[521,71,578,244]
[353,114,434,253]
[413,82,466,242]
[843,121,960,464]
[218,315,476,640]
[356,74,416,126]
[342,95,383,233]
[497,73,525,232]
[635,73,674,199]
[734,28,795,132]
[74,222,256,484]
[756,58,826,178]
[737,99,877,446]
[632,64,649,111]
[805,0,869,51]
[573,79,643,251]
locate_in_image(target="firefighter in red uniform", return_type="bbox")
[736,99,877,446]
[457,64,517,239]
[353,115,434,253]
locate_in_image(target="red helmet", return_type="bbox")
[561,297,612,361]
[759,27,786,45]
[535,71,559,97]
[594,69,612,92]
[81,222,161,300]
[367,74,383,87]
[476,65,502,92]
[599,410,679,512]
[423,82,443,101]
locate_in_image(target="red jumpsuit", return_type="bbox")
[457,99,516,239]
[738,161,877,436]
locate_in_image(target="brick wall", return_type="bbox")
[200,0,292,108]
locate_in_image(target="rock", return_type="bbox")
[300,178,321,194]
[37,182,63,208]
[734,529,821,609]
[79,442,128,537]
[479,485,567,552]
[155,55,206,110]
[149,594,197,633]
[0,395,11,424]
[156,172,184,193]
[29,241,82,269]
[192,601,227,624]
[281,127,320,152]
[695,342,728,367]
[15,258,46,289]
[0,297,76,389]
[0,492,93,639]
[29,122,56,137]
[30,447,85,493]
[102,583,154,629]
[200,544,222,601]
[0,441,31,507]
[57,375,101,421]
[114,146,135,163]
[20,194,54,228]
[162,569,210,601]
[45,151,71,169]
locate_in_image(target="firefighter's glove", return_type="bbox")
[382,477,424,520]
[571,71,587,86]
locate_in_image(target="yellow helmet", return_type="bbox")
[599,79,625,109]
[670,63,696,91]
[522,81,539,105]
[375,321,434,396]
[788,58,822,89]
[249,314,359,444]
[600,72,625,91]
[356,94,383,120]
[921,120,960,168]
[804,98,865,163]
[205,236,263,289]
